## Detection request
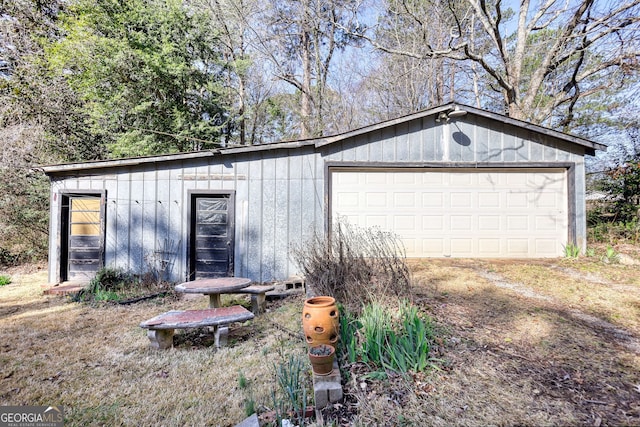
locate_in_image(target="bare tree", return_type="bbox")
[196,0,257,145]
[257,0,357,138]
[346,0,640,128]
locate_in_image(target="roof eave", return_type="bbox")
[41,150,218,175]
[463,106,607,153]
[218,139,316,154]
[314,104,454,148]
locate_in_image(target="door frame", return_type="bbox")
[187,190,236,281]
[58,190,106,283]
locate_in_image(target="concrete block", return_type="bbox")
[250,293,266,314]
[314,383,330,409]
[213,325,229,348]
[328,383,344,403]
[313,381,343,408]
[147,329,174,350]
[284,276,305,290]
[312,359,343,408]
[234,413,259,427]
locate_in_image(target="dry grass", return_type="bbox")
[2,248,640,426]
[0,267,308,426]
[399,255,640,427]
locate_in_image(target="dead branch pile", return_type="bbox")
[291,219,412,311]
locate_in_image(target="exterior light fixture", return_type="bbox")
[435,105,468,122]
[447,105,467,118]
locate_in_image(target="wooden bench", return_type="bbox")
[139,305,254,350]
[221,285,275,315]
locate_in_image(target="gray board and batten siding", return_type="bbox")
[42,103,605,285]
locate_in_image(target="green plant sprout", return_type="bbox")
[601,246,620,264]
[563,243,581,259]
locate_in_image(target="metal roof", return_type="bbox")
[41,102,606,174]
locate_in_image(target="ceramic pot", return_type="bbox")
[302,296,339,347]
[308,344,335,376]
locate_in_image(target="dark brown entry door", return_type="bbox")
[191,194,234,279]
[66,196,103,281]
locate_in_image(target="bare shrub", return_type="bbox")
[291,218,412,311]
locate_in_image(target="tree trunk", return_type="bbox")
[300,0,312,139]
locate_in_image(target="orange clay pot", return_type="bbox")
[308,344,336,376]
[302,296,339,347]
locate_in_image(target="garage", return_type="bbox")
[331,168,568,258]
[44,103,604,284]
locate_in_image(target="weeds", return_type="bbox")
[563,243,581,259]
[238,371,257,417]
[93,288,120,302]
[269,353,311,426]
[291,218,412,312]
[0,275,11,286]
[338,305,360,364]
[142,238,180,285]
[588,220,640,245]
[72,267,133,302]
[72,266,174,303]
[238,371,249,389]
[601,246,620,264]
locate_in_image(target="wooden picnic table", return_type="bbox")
[175,277,252,309]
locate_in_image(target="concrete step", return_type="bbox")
[42,283,86,296]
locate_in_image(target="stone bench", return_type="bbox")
[140,305,254,350]
[221,285,275,315]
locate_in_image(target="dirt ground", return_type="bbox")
[1,245,640,426]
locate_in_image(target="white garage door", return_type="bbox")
[331,168,568,258]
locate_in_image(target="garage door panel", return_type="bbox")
[478,216,500,231]
[423,174,444,185]
[483,172,501,186]
[479,238,501,254]
[336,173,359,185]
[337,192,359,207]
[507,193,528,208]
[423,239,445,255]
[394,216,416,230]
[507,216,528,231]
[451,193,472,208]
[366,216,387,228]
[535,193,558,208]
[507,239,529,255]
[535,216,558,230]
[403,239,417,253]
[451,174,473,185]
[394,193,417,207]
[332,168,567,258]
[479,192,500,208]
[395,174,417,185]
[366,193,387,207]
[366,174,387,184]
[451,216,472,231]
[422,193,444,207]
[422,216,443,230]
[451,239,473,256]
[508,173,528,185]
[535,239,557,255]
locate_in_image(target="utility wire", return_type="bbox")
[123,125,247,148]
